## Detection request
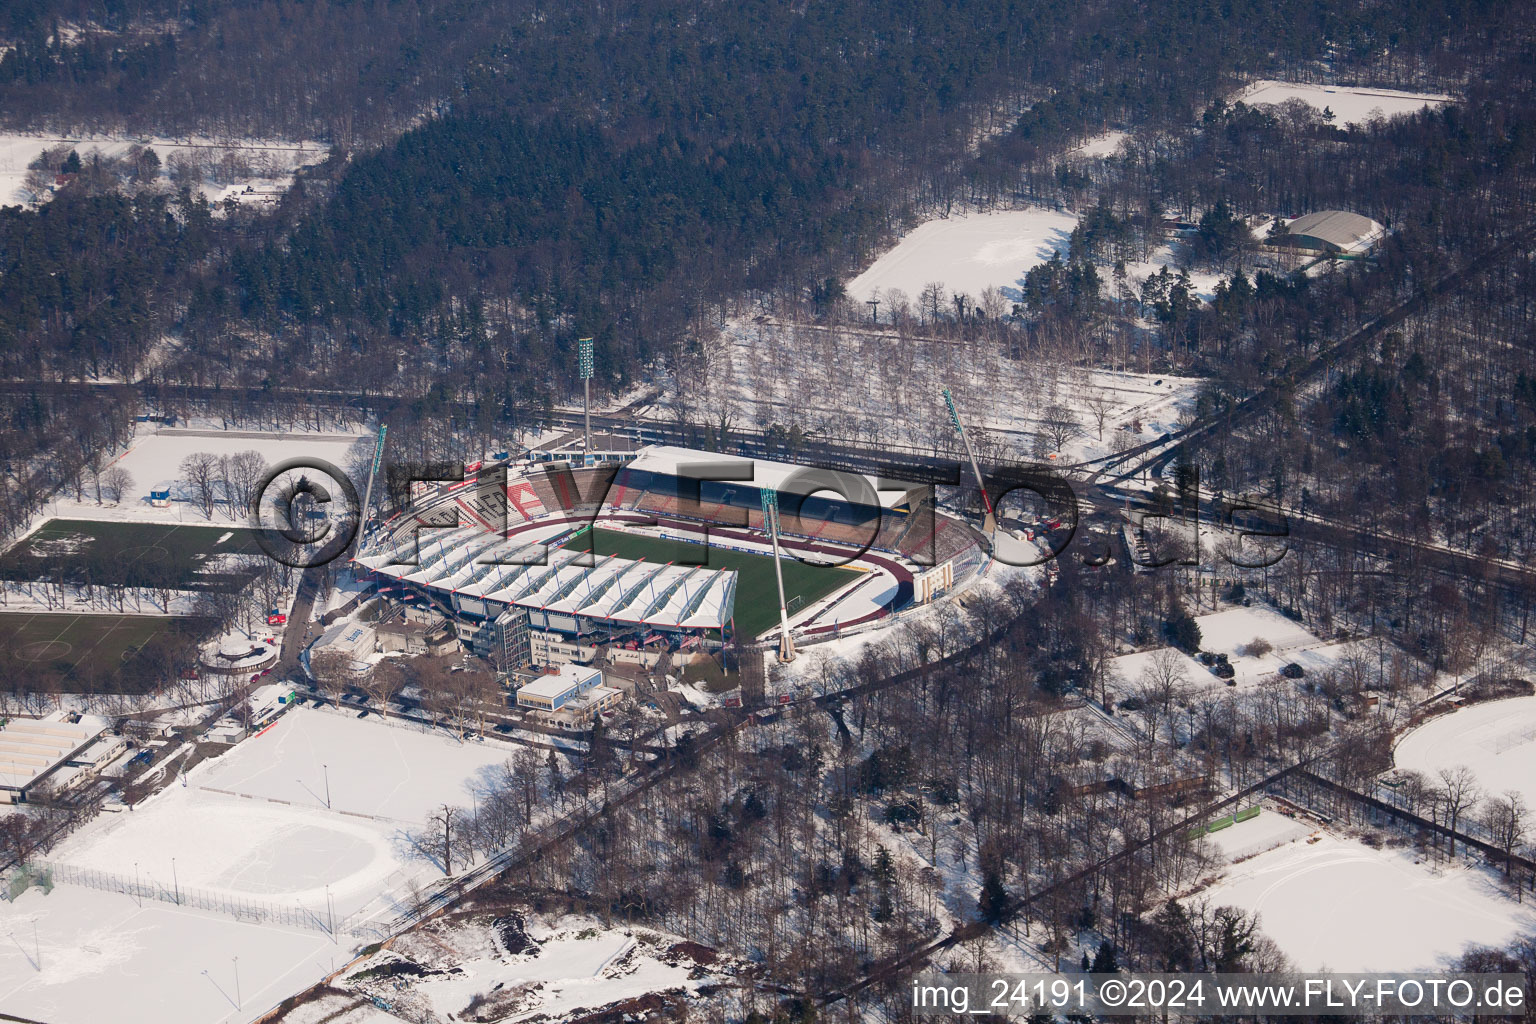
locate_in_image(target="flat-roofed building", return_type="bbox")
[0,713,112,803]
[516,663,604,712]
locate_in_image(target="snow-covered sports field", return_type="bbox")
[1395,696,1536,809]
[50,424,369,525]
[1235,80,1451,127]
[0,885,333,1024]
[0,709,511,1024]
[845,207,1225,306]
[1200,833,1533,970]
[846,208,1078,303]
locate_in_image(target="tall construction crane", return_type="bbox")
[942,387,997,537]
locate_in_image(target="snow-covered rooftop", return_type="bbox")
[0,713,110,794]
[356,525,737,630]
[626,444,908,509]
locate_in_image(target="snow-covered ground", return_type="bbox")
[846,208,1079,303]
[0,708,514,1024]
[1235,80,1452,127]
[1202,807,1311,863]
[1394,696,1536,809]
[329,914,725,1022]
[0,131,327,207]
[1072,130,1129,158]
[698,317,1202,466]
[0,884,335,1024]
[191,707,507,829]
[48,423,370,526]
[1199,832,1533,970]
[844,207,1225,307]
[1109,646,1208,695]
[1109,605,1375,695]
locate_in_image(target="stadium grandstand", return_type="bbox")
[354,445,986,656]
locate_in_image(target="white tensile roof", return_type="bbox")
[1279,210,1385,252]
[356,527,737,630]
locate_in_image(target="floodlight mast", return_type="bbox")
[578,338,594,466]
[761,489,796,663]
[355,423,387,552]
[942,388,997,536]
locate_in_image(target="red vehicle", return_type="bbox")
[722,696,742,708]
[266,610,287,626]
[778,693,793,705]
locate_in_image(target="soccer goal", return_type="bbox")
[1492,722,1536,755]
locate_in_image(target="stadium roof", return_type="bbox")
[356,525,736,629]
[1278,210,1385,253]
[624,445,910,509]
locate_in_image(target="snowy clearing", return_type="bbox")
[1111,605,1372,695]
[1235,80,1452,127]
[846,208,1077,303]
[330,914,723,1023]
[1394,696,1536,809]
[0,131,327,207]
[844,207,1225,308]
[1199,832,1532,970]
[1072,130,1129,158]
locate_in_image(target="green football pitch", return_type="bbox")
[564,527,861,640]
[0,519,260,589]
[0,611,210,691]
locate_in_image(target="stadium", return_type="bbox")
[352,445,987,657]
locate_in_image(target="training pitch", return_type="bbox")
[0,611,210,690]
[0,519,261,589]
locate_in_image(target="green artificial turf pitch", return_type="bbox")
[0,611,211,691]
[564,527,860,640]
[0,519,261,589]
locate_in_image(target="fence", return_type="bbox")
[1492,722,1536,755]
[1187,805,1259,840]
[43,860,369,937]
[195,785,420,827]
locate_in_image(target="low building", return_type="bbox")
[515,664,623,726]
[1269,210,1385,255]
[516,663,604,712]
[376,619,457,656]
[314,620,377,665]
[0,713,112,803]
